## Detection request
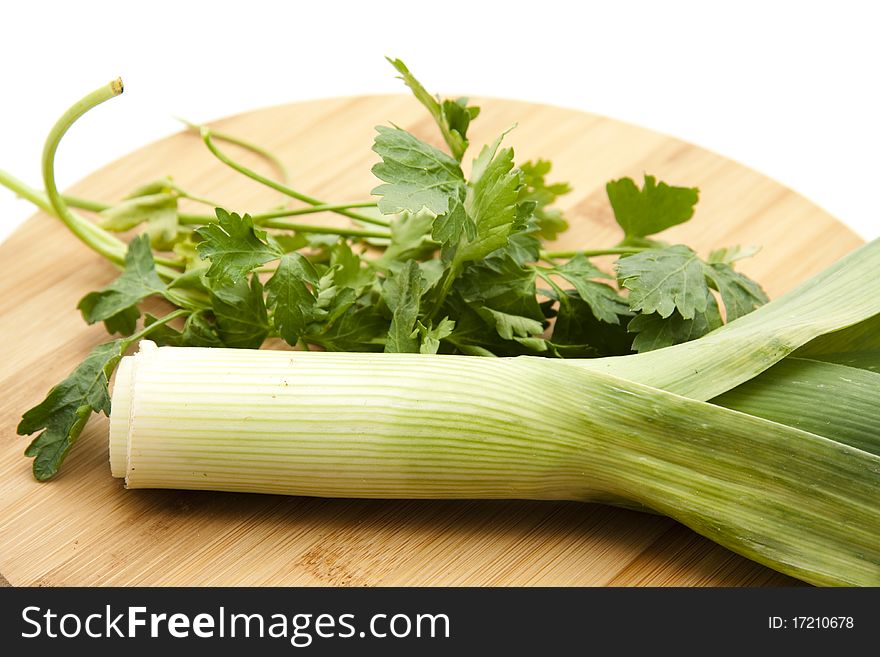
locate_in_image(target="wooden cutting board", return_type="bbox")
[0,95,863,587]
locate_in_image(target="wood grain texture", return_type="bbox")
[0,95,862,587]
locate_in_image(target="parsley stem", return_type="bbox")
[0,171,116,254]
[121,308,189,349]
[259,219,389,239]
[0,171,115,218]
[540,247,647,259]
[177,118,292,187]
[37,80,185,276]
[201,128,391,228]
[176,201,380,225]
[41,80,128,266]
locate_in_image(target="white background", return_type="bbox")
[1,0,878,244]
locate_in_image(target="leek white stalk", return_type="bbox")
[111,340,880,587]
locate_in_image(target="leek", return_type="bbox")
[109,239,880,587]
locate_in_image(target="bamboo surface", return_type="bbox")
[0,95,863,586]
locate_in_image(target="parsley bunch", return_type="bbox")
[4,58,767,480]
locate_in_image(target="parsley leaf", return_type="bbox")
[549,254,628,324]
[628,293,723,352]
[606,175,699,245]
[311,306,387,352]
[18,340,126,480]
[211,277,269,349]
[266,253,319,346]
[386,57,479,161]
[549,290,634,356]
[195,208,282,283]
[704,262,769,321]
[371,125,466,216]
[383,260,424,353]
[374,210,437,268]
[519,160,571,240]
[457,146,523,263]
[617,244,768,327]
[180,310,225,347]
[77,234,166,335]
[616,245,709,319]
[99,191,179,249]
[457,255,546,342]
[415,317,455,354]
[708,244,761,265]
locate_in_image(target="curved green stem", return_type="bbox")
[201,128,390,228]
[177,118,291,187]
[41,80,128,265]
[540,247,647,260]
[38,80,184,277]
[177,200,380,226]
[122,308,189,349]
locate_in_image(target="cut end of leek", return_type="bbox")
[109,339,155,480]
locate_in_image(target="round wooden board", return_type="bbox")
[0,95,862,587]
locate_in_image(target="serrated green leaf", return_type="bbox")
[99,192,178,249]
[431,196,473,249]
[386,57,478,160]
[456,147,523,263]
[549,290,633,356]
[549,254,629,325]
[329,240,373,291]
[470,130,511,185]
[383,260,424,353]
[708,244,761,265]
[311,305,387,352]
[374,210,438,268]
[415,317,455,354]
[77,234,166,335]
[616,245,709,319]
[371,126,465,216]
[195,208,282,283]
[477,308,544,340]
[266,253,319,346]
[607,175,699,243]
[181,310,225,347]
[553,252,607,280]
[457,255,545,325]
[211,277,269,349]
[519,159,571,240]
[704,262,769,321]
[101,306,141,336]
[18,340,126,480]
[628,293,723,352]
